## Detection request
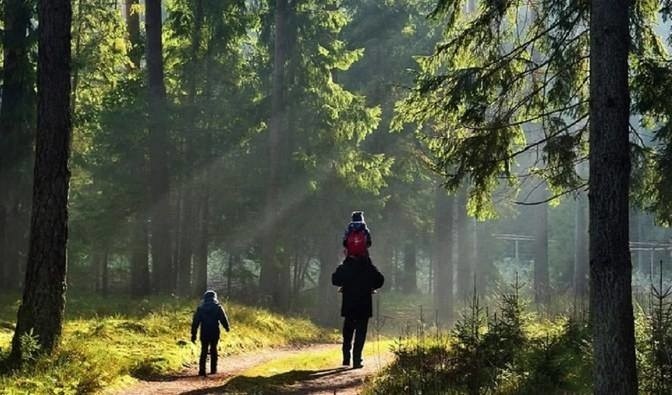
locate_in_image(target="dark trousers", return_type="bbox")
[342,317,368,363]
[199,338,219,374]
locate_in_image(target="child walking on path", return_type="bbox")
[191,290,230,376]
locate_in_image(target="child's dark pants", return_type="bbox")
[342,317,368,365]
[199,338,219,375]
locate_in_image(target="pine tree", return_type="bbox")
[396,0,647,390]
[11,0,72,360]
[146,0,172,293]
[589,0,637,391]
[0,0,36,292]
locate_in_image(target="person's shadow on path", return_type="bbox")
[180,367,353,394]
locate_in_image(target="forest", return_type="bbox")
[1,0,672,393]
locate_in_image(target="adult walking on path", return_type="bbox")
[332,256,384,369]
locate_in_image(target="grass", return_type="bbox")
[224,339,394,393]
[243,339,393,377]
[0,293,337,395]
[363,283,595,395]
[363,316,593,395]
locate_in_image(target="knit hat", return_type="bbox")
[203,290,218,302]
[351,211,364,222]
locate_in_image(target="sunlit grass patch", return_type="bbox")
[0,293,334,394]
[224,340,392,393]
[243,340,392,377]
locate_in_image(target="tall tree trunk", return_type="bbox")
[130,217,150,297]
[573,192,588,300]
[226,253,235,298]
[0,0,36,293]
[176,187,193,296]
[402,236,417,294]
[192,181,209,296]
[455,185,472,301]
[532,184,550,305]
[259,0,289,308]
[589,0,638,392]
[98,249,109,297]
[636,212,646,275]
[125,0,141,67]
[10,0,72,360]
[146,0,172,294]
[176,0,204,297]
[433,187,454,324]
[123,0,150,297]
[0,207,6,291]
[371,229,393,290]
[471,218,481,293]
[317,237,338,326]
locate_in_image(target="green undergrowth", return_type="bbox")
[364,285,594,395]
[366,273,672,394]
[0,293,337,394]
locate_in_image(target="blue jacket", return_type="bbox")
[191,298,230,341]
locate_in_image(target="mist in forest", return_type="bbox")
[0,0,671,322]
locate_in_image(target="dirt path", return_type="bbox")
[112,343,393,395]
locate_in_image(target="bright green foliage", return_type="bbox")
[339,0,442,264]
[68,0,145,263]
[0,294,334,394]
[365,296,592,394]
[630,3,672,224]
[270,0,389,193]
[394,0,664,217]
[635,268,672,393]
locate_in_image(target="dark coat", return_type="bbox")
[332,256,384,319]
[191,299,230,341]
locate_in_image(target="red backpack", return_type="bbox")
[346,229,368,257]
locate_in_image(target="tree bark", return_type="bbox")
[433,187,454,324]
[589,0,638,392]
[573,192,588,300]
[123,0,151,298]
[455,185,472,301]
[259,0,289,308]
[317,238,338,326]
[176,0,204,297]
[97,249,109,297]
[130,217,150,297]
[146,0,172,294]
[176,188,194,296]
[402,237,417,294]
[0,0,36,293]
[192,181,209,296]
[532,184,550,305]
[0,207,6,290]
[10,0,72,360]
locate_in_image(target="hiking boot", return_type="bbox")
[198,371,206,377]
[352,360,363,369]
[342,350,351,366]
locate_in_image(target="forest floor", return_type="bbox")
[112,341,393,395]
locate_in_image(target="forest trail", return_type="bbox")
[112,342,392,395]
